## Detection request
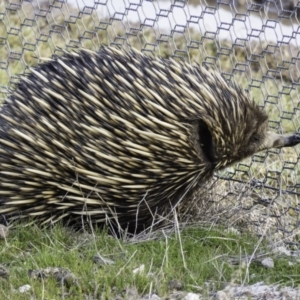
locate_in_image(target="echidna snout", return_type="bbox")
[0,46,299,232]
[262,132,300,149]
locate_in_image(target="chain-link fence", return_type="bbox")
[0,0,300,243]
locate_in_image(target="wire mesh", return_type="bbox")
[0,0,300,242]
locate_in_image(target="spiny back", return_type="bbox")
[0,46,267,232]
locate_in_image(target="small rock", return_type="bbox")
[133,264,145,275]
[28,267,78,287]
[261,257,274,269]
[168,279,183,290]
[225,227,240,235]
[55,271,78,287]
[18,284,31,293]
[142,293,161,300]
[0,225,9,239]
[125,287,139,299]
[169,291,187,299]
[0,265,9,279]
[214,290,230,300]
[93,254,115,265]
[274,246,291,256]
[182,292,200,300]
[291,250,300,257]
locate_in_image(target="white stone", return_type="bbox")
[18,284,31,293]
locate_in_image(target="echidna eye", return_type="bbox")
[198,120,215,164]
[251,135,260,143]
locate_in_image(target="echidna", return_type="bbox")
[0,46,299,232]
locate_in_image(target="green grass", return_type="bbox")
[0,223,299,298]
[0,1,300,297]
